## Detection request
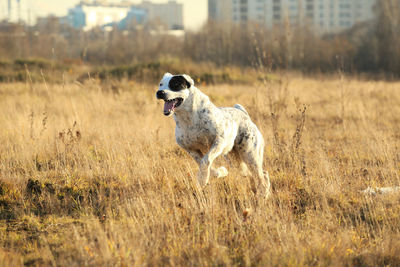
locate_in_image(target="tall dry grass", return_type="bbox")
[0,74,399,266]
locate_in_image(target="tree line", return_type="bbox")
[0,0,399,77]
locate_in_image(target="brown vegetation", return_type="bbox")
[0,72,399,266]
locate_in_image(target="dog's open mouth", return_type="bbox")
[163,98,183,116]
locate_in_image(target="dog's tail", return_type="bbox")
[234,104,249,116]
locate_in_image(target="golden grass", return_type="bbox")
[0,75,399,266]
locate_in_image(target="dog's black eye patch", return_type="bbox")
[168,75,191,91]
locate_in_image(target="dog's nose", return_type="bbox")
[156,90,166,100]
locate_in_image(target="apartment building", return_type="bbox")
[139,1,184,30]
[208,0,376,33]
[67,0,183,31]
[1,0,28,23]
[68,2,132,30]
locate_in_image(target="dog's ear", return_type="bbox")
[182,74,194,88]
[163,72,173,79]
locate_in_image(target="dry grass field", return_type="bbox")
[0,74,399,266]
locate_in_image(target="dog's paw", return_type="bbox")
[216,166,228,178]
[210,166,228,178]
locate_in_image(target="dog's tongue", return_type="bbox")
[164,100,175,115]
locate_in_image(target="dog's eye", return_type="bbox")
[159,83,163,86]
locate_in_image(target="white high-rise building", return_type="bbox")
[0,0,28,23]
[208,0,376,33]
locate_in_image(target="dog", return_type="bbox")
[156,73,270,197]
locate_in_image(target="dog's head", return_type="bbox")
[156,73,194,116]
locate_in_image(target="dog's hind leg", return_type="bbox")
[239,161,251,177]
[240,139,270,198]
[242,151,270,198]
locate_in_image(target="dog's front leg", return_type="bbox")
[198,140,226,187]
[186,149,202,164]
[186,149,227,180]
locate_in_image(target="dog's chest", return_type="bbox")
[174,113,217,151]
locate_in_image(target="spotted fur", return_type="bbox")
[156,73,270,197]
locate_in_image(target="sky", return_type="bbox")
[16,0,208,30]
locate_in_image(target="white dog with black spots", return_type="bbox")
[156,73,270,197]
